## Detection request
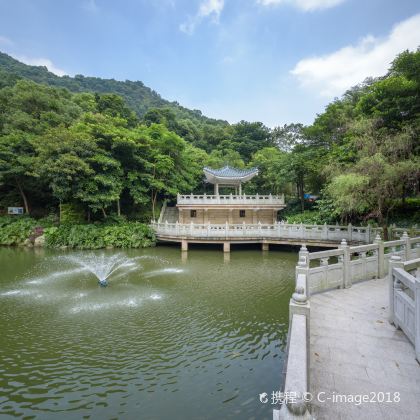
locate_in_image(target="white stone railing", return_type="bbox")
[177,193,285,205]
[389,256,420,362]
[152,221,378,243]
[274,272,311,419]
[278,232,420,418]
[296,233,420,296]
[388,225,420,240]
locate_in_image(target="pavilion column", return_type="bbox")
[204,209,209,224]
[239,183,242,195]
[273,209,277,224]
[214,183,219,196]
[179,208,184,224]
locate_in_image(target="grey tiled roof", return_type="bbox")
[203,166,258,178]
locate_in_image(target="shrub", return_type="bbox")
[0,216,37,245]
[44,222,155,249]
[284,211,324,225]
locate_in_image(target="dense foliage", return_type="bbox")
[45,222,155,249]
[0,215,154,248]
[0,216,38,245]
[0,48,419,238]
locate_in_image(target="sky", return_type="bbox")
[0,0,419,126]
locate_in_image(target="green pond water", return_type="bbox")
[0,245,297,420]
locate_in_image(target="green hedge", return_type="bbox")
[44,222,155,249]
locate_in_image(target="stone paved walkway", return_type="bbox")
[310,277,420,420]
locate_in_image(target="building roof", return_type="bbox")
[203,166,258,184]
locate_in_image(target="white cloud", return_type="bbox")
[180,0,224,34]
[14,55,69,77]
[257,0,346,12]
[291,13,420,97]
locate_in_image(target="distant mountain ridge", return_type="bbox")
[0,51,227,126]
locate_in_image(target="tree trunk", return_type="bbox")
[297,176,305,213]
[102,208,107,218]
[151,191,157,220]
[15,177,30,214]
[117,199,121,217]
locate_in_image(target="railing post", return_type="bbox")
[374,234,385,278]
[388,224,393,240]
[296,244,310,296]
[339,239,351,288]
[322,222,328,240]
[366,225,371,243]
[388,255,403,325]
[402,231,410,261]
[347,223,352,242]
[225,221,229,239]
[190,221,193,236]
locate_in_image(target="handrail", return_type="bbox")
[151,221,378,243]
[177,193,285,205]
[393,267,416,291]
[390,256,420,362]
[152,221,376,231]
[281,234,420,420]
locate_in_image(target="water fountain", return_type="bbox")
[60,253,158,287]
[0,252,183,314]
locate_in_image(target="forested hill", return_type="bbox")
[0,51,227,126]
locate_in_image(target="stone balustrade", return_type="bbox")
[177,193,285,205]
[297,233,420,296]
[277,232,420,419]
[275,269,311,419]
[389,256,420,362]
[152,221,378,244]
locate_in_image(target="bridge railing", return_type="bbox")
[151,221,379,243]
[274,269,311,419]
[296,233,420,296]
[389,256,420,363]
[279,233,420,418]
[177,193,285,205]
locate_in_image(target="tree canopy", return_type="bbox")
[0,48,419,228]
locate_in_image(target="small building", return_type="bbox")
[174,165,286,225]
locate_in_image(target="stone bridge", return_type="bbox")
[152,221,386,252]
[275,233,420,419]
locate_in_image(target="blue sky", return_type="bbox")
[0,0,419,126]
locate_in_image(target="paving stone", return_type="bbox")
[309,277,420,420]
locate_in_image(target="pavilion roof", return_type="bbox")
[203,166,258,184]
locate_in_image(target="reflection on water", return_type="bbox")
[0,245,296,419]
